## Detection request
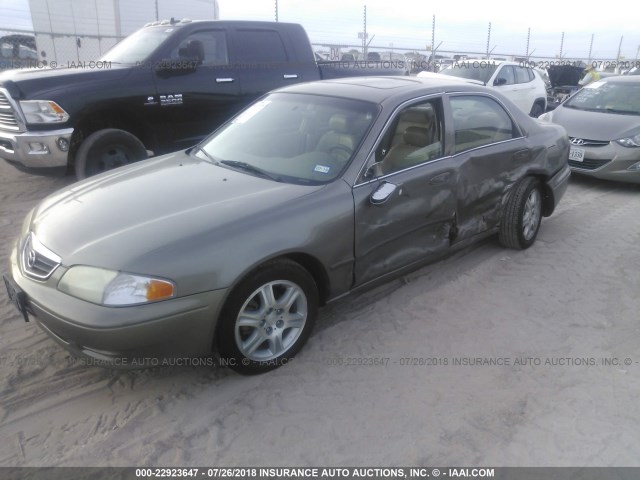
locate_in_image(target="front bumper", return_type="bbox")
[0,127,73,168]
[7,242,228,368]
[568,142,640,184]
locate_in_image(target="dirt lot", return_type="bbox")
[0,159,639,467]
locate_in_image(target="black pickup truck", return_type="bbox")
[0,19,407,178]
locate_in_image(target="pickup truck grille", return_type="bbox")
[0,92,20,131]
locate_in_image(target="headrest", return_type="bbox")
[329,114,350,133]
[185,40,204,61]
[398,107,435,126]
[404,126,430,147]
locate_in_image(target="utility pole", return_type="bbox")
[363,5,367,59]
[616,35,623,62]
[559,32,564,59]
[155,0,159,21]
[275,0,278,22]
[431,15,436,71]
[588,34,594,64]
[525,27,530,59]
[486,22,491,59]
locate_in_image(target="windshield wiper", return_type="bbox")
[604,107,636,115]
[220,160,282,182]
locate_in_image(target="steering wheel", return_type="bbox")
[328,145,353,162]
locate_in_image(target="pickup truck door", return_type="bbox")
[152,29,244,152]
[229,27,317,101]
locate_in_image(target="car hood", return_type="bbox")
[550,106,640,140]
[30,151,322,270]
[547,65,584,88]
[0,65,132,99]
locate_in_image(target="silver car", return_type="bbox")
[3,77,570,374]
[539,75,640,183]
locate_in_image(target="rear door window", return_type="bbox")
[233,29,288,64]
[514,66,531,84]
[450,95,517,153]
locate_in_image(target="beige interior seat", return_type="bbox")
[315,114,355,157]
[378,126,437,174]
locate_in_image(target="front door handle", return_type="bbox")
[429,172,451,185]
[216,78,235,83]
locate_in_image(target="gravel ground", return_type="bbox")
[0,160,639,467]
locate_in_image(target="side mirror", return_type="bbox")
[370,181,398,205]
[494,77,507,86]
[363,164,378,180]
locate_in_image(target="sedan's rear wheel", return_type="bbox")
[499,177,542,249]
[217,259,318,375]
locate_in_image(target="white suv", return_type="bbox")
[418,60,548,116]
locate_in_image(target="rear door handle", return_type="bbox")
[216,78,235,83]
[514,149,531,161]
[283,74,298,79]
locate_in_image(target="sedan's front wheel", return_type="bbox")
[499,177,542,250]
[217,259,318,375]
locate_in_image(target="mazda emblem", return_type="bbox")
[27,249,37,269]
[570,138,585,146]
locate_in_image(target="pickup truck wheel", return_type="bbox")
[75,128,148,179]
[217,259,318,375]
[499,177,542,250]
[529,102,544,118]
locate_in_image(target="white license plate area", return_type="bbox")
[569,147,585,162]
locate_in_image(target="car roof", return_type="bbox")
[274,76,495,105]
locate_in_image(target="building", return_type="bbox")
[28,0,219,63]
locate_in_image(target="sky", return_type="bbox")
[1,0,639,60]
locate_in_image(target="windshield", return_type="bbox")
[564,80,640,115]
[101,27,175,64]
[440,62,498,84]
[197,93,379,185]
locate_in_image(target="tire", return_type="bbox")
[75,128,148,179]
[529,102,544,118]
[217,259,318,375]
[499,177,543,250]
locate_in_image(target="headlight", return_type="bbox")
[58,266,176,306]
[19,100,70,124]
[538,112,553,122]
[615,134,640,148]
